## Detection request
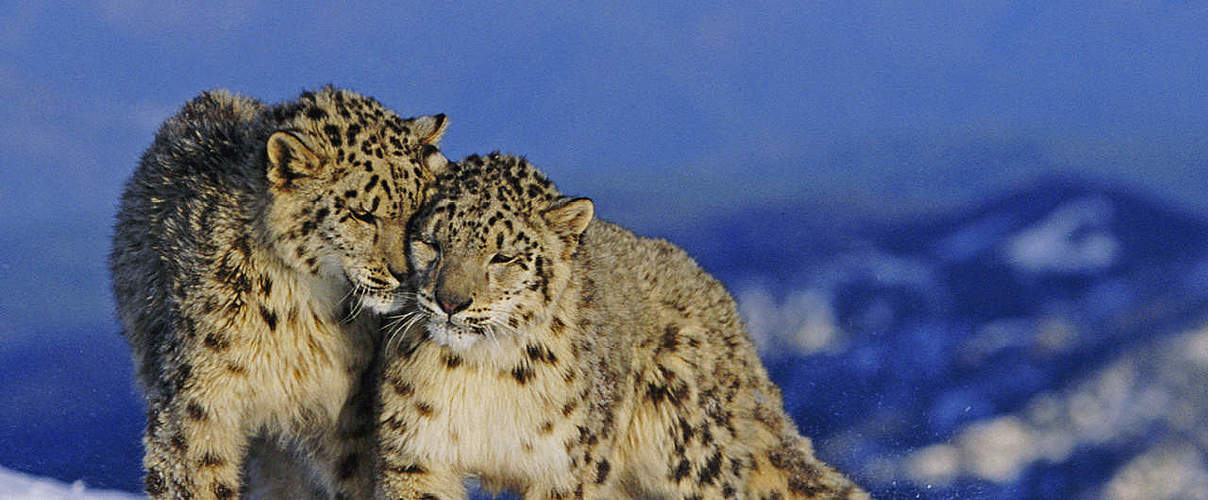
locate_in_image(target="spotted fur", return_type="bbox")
[110,87,449,499]
[376,154,868,499]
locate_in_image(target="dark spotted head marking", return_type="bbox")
[595,459,611,484]
[262,87,450,316]
[563,397,584,415]
[406,154,593,352]
[698,451,724,486]
[390,377,414,396]
[203,332,229,351]
[672,459,692,482]
[170,433,187,452]
[259,305,278,331]
[525,343,558,364]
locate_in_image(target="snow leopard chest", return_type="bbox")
[394,343,577,483]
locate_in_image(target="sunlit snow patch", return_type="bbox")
[736,287,845,355]
[0,466,138,499]
[1003,196,1120,273]
[903,326,1208,495]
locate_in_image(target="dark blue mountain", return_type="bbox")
[670,177,1208,498]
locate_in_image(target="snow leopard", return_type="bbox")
[110,86,448,499]
[375,153,868,499]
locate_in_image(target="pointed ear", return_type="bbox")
[405,114,448,144]
[266,131,321,188]
[544,198,594,239]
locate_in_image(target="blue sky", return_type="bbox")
[1,1,1207,336]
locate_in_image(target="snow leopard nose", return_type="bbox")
[434,253,481,317]
[436,292,471,316]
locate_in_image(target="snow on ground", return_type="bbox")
[0,466,138,500]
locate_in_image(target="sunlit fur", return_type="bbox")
[376,153,867,499]
[110,87,448,499]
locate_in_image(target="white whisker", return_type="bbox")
[478,321,502,349]
[383,310,418,331]
[339,281,359,304]
[386,311,427,355]
[342,283,369,324]
[483,317,523,347]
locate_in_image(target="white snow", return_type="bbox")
[0,466,138,500]
[1003,196,1120,273]
[735,286,846,355]
[903,326,1208,493]
[1103,443,1208,500]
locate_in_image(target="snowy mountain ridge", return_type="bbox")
[710,178,1208,498]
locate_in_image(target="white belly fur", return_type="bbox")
[403,345,573,487]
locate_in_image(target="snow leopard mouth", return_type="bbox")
[424,317,486,351]
[358,288,406,315]
[412,302,494,351]
[427,311,482,336]
[343,272,407,315]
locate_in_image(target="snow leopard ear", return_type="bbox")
[405,113,448,144]
[544,198,594,239]
[266,131,322,188]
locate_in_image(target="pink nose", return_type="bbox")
[437,295,471,315]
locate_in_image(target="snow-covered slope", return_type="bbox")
[0,466,138,500]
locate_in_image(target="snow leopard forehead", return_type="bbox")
[415,153,565,252]
[435,152,561,210]
[265,86,444,181]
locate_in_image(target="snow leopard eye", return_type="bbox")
[489,253,517,265]
[349,209,377,225]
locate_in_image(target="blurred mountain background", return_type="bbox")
[2,2,1207,499]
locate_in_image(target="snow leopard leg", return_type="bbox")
[143,389,248,500]
[376,457,466,500]
[243,436,327,500]
[308,370,381,500]
[745,434,869,500]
